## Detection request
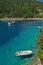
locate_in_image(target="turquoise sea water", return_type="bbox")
[0,20,43,65]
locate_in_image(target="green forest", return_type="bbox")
[37,27,43,65]
[0,0,43,18]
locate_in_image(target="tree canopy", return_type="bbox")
[0,0,43,18]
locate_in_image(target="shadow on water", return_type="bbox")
[20,54,34,60]
[15,54,34,61]
[0,20,43,46]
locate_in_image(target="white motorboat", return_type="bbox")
[12,20,15,24]
[8,22,11,26]
[15,50,32,56]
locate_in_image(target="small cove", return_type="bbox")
[0,20,43,65]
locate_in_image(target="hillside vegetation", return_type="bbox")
[37,27,43,65]
[0,0,43,18]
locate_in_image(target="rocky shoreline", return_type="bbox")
[0,18,43,21]
[33,57,42,65]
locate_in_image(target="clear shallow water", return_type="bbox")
[0,20,43,65]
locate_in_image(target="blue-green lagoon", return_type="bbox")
[0,20,43,65]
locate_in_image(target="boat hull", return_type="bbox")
[15,50,32,56]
